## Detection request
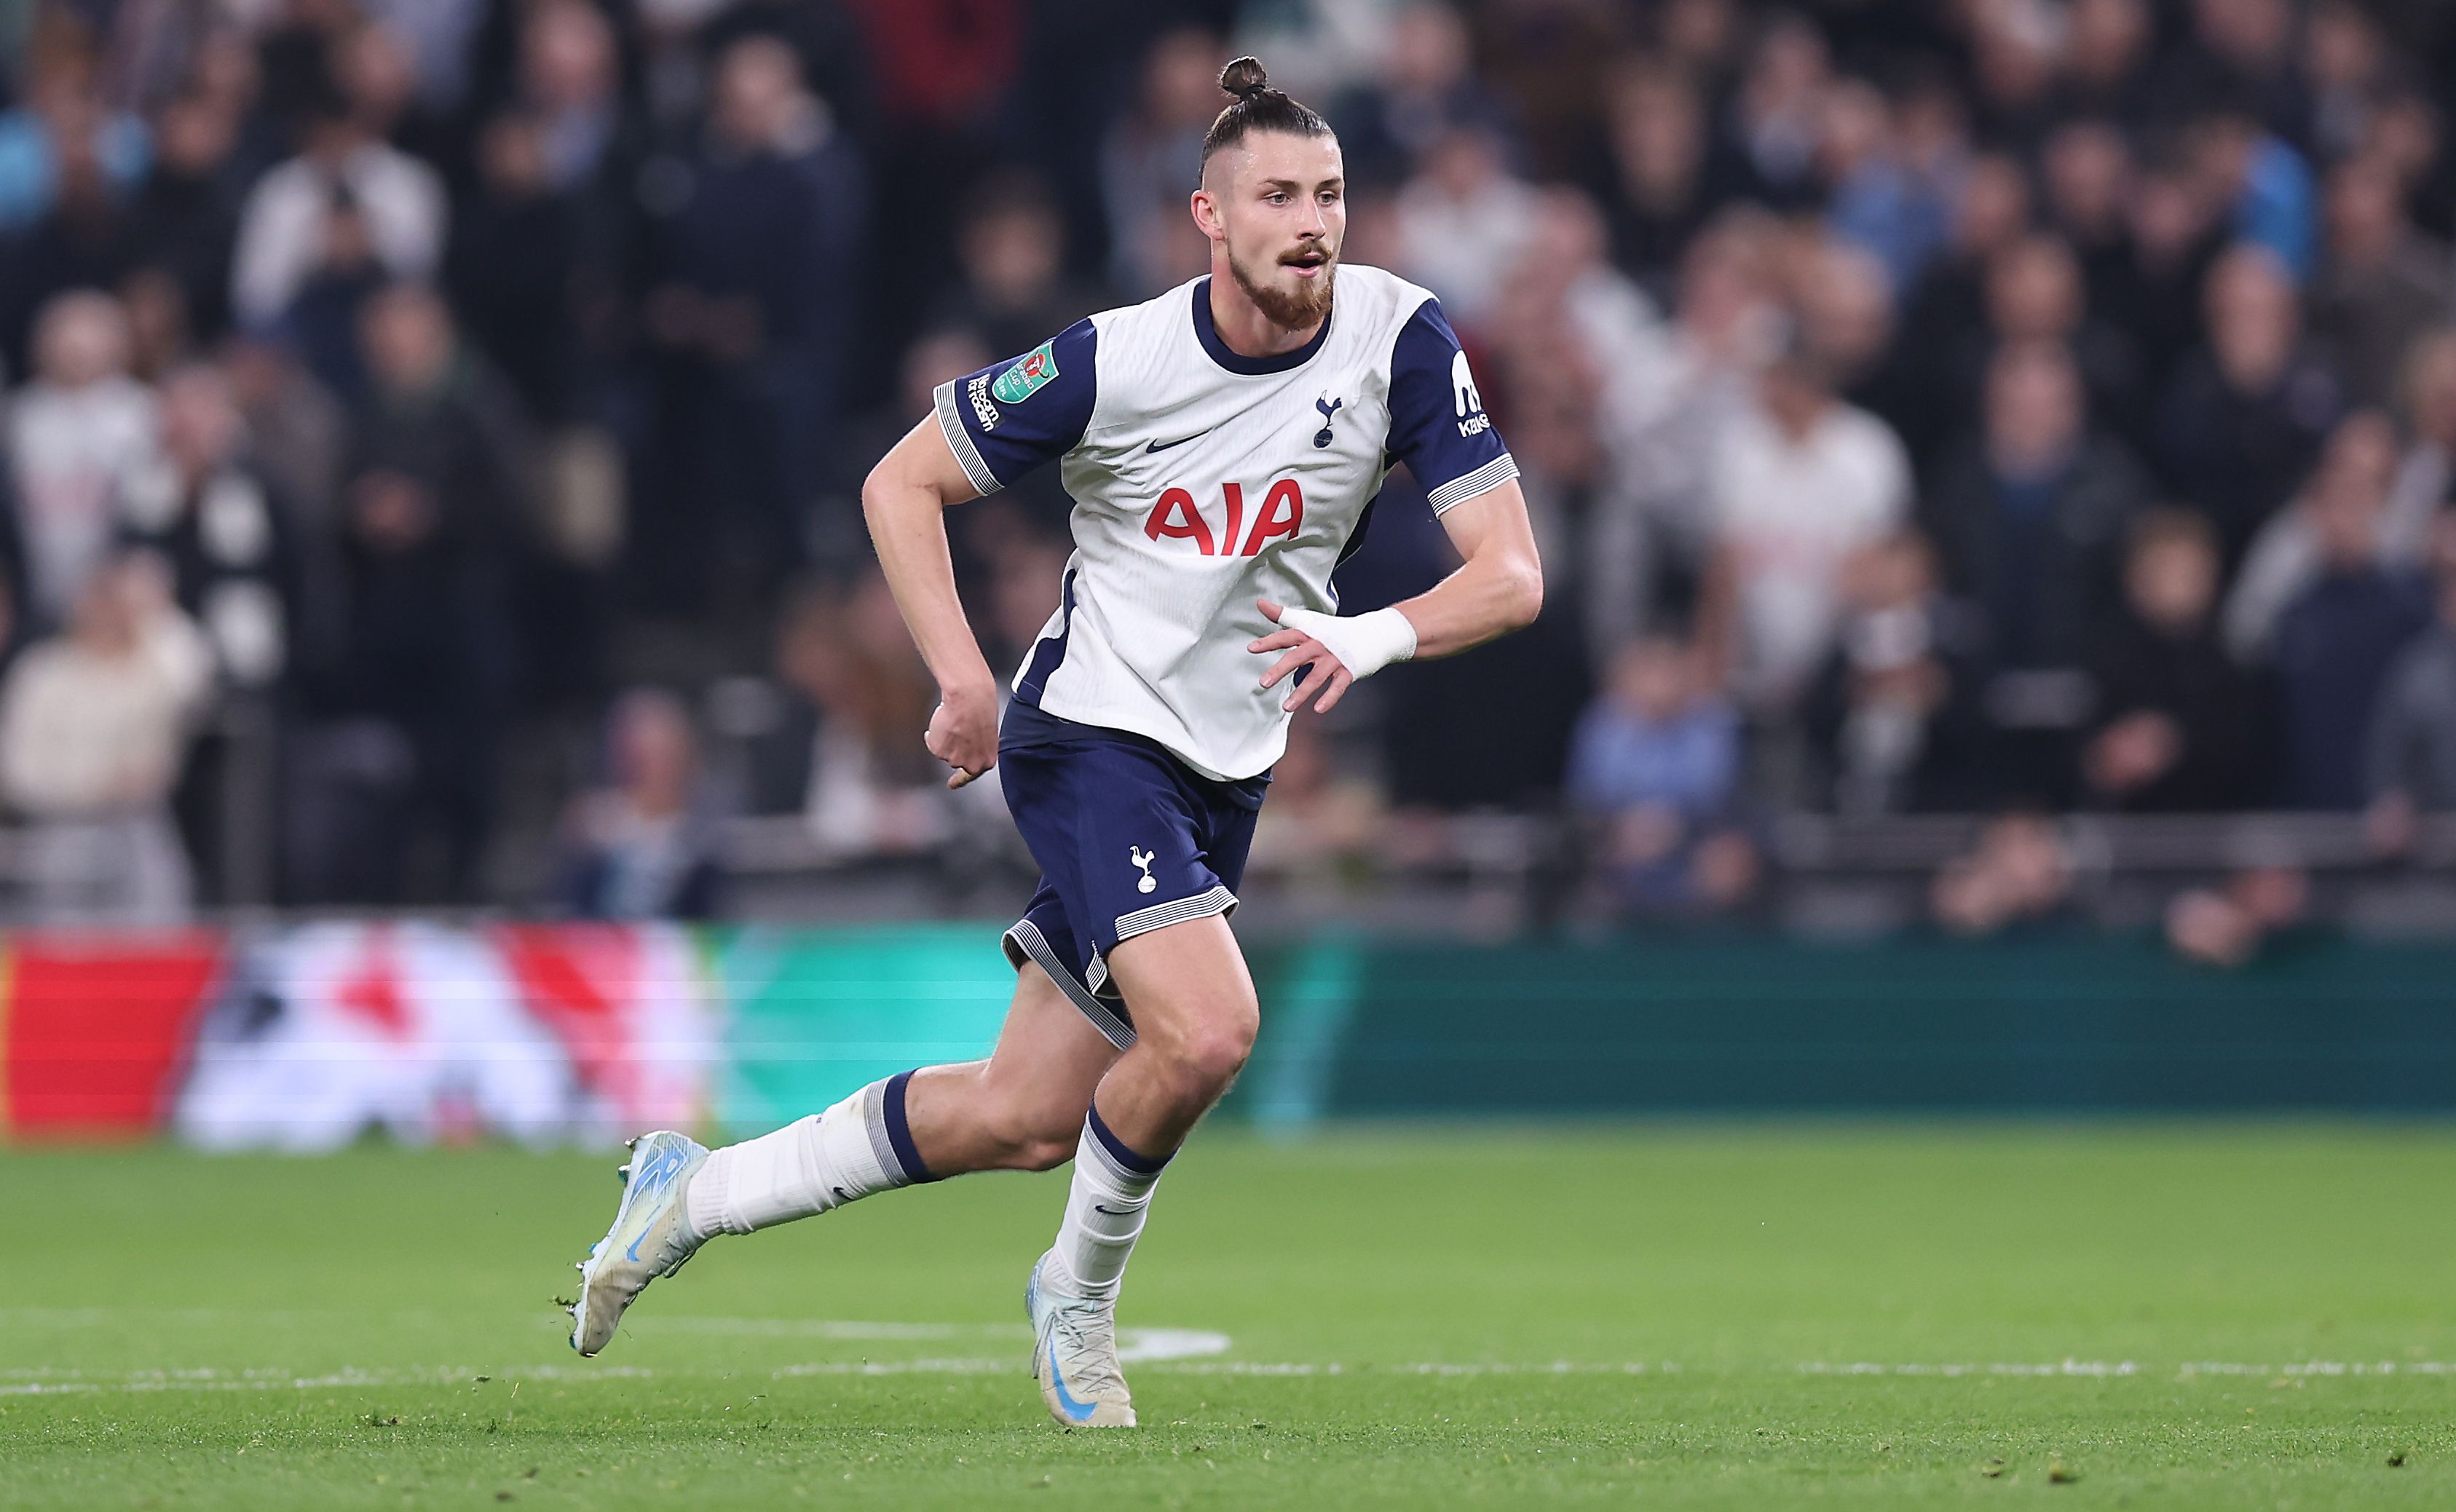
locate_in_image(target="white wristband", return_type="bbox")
[1274,605,1418,681]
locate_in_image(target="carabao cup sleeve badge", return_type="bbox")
[991,340,1059,405]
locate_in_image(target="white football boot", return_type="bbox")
[1025,1250,1136,1427]
[569,1130,709,1356]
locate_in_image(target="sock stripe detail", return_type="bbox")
[1086,1101,1171,1177]
[880,1070,933,1185]
[860,1080,910,1188]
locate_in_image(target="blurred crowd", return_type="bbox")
[7,0,2456,928]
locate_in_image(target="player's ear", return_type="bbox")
[1189,186,1226,245]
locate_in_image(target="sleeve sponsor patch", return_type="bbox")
[1451,350,1491,436]
[991,340,1060,404]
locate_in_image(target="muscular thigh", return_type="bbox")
[1102,912,1260,1054]
[979,959,1122,1107]
[998,708,1265,1047]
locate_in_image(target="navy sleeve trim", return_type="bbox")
[931,319,1098,491]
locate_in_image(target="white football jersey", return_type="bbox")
[933,266,1517,780]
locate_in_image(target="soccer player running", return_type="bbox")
[569,58,1543,1428]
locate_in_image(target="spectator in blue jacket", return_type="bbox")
[2272,442,2433,809]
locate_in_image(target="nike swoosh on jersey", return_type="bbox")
[1143,431,1207,453]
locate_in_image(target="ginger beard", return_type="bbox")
[1228,234,1338,329]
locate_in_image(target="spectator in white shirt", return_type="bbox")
[6,291,157,628]
[230,86,446,330]
[1587,213,1785,662]
[0,553,213,925]
[1702,345,1913,715]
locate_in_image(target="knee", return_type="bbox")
[1150,1009,1257,1096]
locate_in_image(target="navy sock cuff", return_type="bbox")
[1086,1101,1172,1176]
[882,1070,935,1184]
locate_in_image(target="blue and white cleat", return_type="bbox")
[569,1130,709,1356]
[1025,1250,1136,1428]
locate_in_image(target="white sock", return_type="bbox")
[1046,1104,1170,1301]
[686,1071,933,1239]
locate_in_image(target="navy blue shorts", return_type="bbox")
[998,701,1268,1048]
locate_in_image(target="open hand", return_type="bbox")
[1247,598,1355,715]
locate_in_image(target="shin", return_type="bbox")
[1041,914,1257,1297]
[686,963,1117,1239]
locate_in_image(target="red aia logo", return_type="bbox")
[1143,480,1303,556]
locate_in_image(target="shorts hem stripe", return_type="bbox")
[1004,918,1137,1050]
[1113,884,1239,943]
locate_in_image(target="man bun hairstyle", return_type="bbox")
[1220,56,1271,101]
[1201,57,1334,169]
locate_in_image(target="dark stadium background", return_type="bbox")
[14,6,2456,1508]
[2,0,2456,1139]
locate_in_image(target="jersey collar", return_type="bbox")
[1191,276,1333,376]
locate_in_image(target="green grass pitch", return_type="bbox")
[5,1125,2455,1508]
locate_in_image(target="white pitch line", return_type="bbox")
[1799,1361,2456,1379]
[1801,1361,2141,1378]
[0,1326,1233,1397]
[11,1355,2456,1398]
[769,1358,1014,1378]
[0,1308,1015,1334]
[636,1318,1023,1341]
[0,1309,1215,1355]
[1147,1358,2456,1380]
[2177,1361,2456,1377]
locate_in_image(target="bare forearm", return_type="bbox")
[1394,550,1544,659]
[862,479,994,698]
[861,419,1004,784]
[1396,486,1545,659]
[1249,483,1542,714]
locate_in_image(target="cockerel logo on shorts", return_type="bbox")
[1129,846,1158,893]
